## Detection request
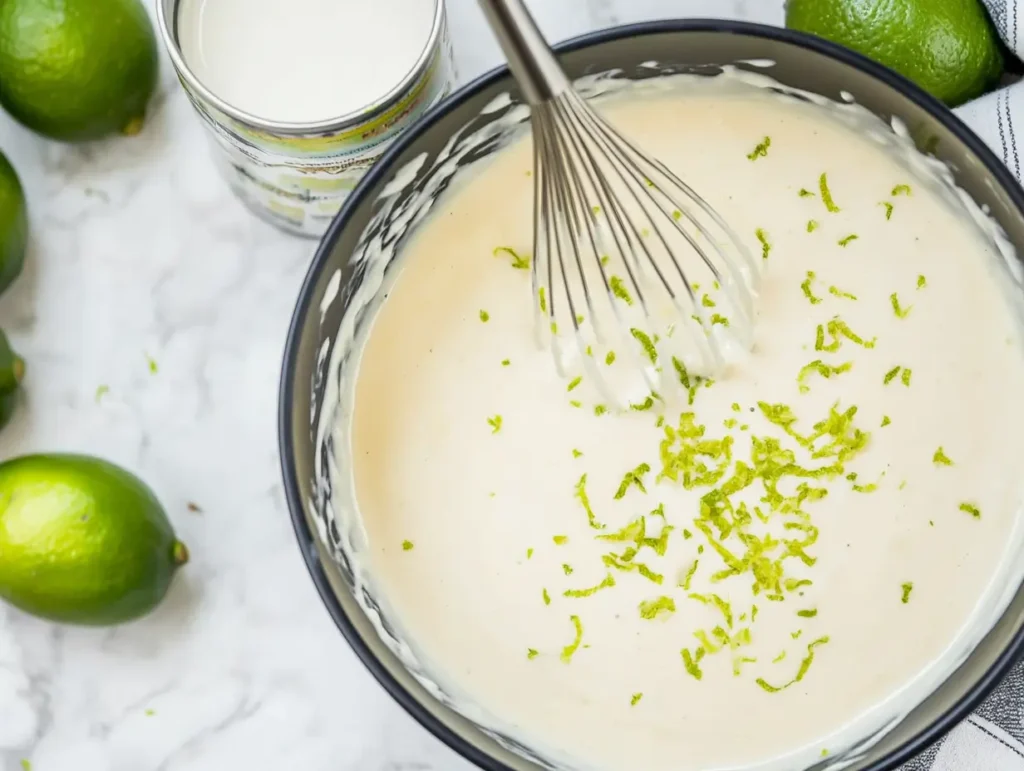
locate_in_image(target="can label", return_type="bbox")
[177,9,456,237]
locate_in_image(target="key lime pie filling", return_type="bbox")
[328,72,1024,771]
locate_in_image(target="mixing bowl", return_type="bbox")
[279,19,1024,771]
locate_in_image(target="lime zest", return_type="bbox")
[959,502,981,519]
[756,636,830,693]
[561,615,584,662]
[797,609,817,618]
[614,462,652,499]
[564,573,616,598]
[501,359,511,366]
[610,275,634,305]
[493,246,530,269]
[807,219,819,233]
[401,540,414,551]
[681,646,706,680]
[630,692,643,706]
[572,448,583,458]
[755,228,771,260]
[95,384,110,403]
[798,359,853,393]
[901,582,913,604]
[747,136,771,160]
[933,447,953,466]
[837,234,858,247]
[631,396,656,412]
[527,548,534,559]
[881,415,891,427]
[680,559,700,590]
[605,351,616,366]
[594,404,608,416]
[890,292,912,318]
[487,415,503,433]
[801,271,823,304]
[816,317,876,352]
[567,376,582,392]
[631,328,658,363]
[819,173,840,213]
[901,368,912,386]
[562,563,574,575]
[711,314,730,327]
[892,184,912,196]
[828,285,857,300]
[638,595,677,619]
[917,274,927,289]
[799,188,815,198]
[479,310,490,322]
[553,535,568,545]
[527,648,539,659]
[543,588,551,605]
[574,473,605,529]
[883,366,901,385]
[881,201,894,220]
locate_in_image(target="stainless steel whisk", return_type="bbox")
[478,0,761,404]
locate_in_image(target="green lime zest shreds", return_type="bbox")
[807,219,819,233]
[701,294,716,308]
[933,447,953,466]
[605,351,616,366]
[681,646,706,680]
[630,692,643,706]
[838,234,858,247]
[487,415,503,433]
[594,404,608,416]
[801,271,822,304]
[756,228,771,260]
[711,314,730,327]
[572,448,583,458]
[479,310,490,322]
[630,395,655,412]
[883,366,902,385]
[747,136,771,160]
[901,582,913,604]
[567,376,582,392]
[892,184,912,196]
[561,615,584,662]
[890,292,912,318]
[564,573,616,598]
[756,636,830,693]
[773,650,787,663]
[527,648,539,659]
[797,609,818,618]
[798,359,853,393]
[680,559,700,590]
[639,596,677,620]
[819,173,840,213]
[527,548,534,559]
[917,274,927,289]
[501,359,510,366]
[538,287,547,313]
[615,463,652,499]
[574,473,605,529]
[631,328,658,363]
[401,540,414,551]
[543,588,551,605]
[553,535,568,545]
[881,201,894,220]
[959,502,981,519]
[881,415,891,427]
[610,275,634,305]
[569,400,582,409]
[816,317,876,351]
[799,188,815,198]
[493,246,530,269]
[563,563,574,575]
[602,552,664,584]
[901,368,912,387]
[828,285,857,300]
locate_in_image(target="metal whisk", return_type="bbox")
[478,0,761,406]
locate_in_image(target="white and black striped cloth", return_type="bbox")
[897,5,1024,769]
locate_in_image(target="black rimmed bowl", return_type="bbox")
[279,19,1024,771]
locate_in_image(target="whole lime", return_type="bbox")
[785,0,1004,107]
[0,329,25,430]
[0,0,159,142]
[0,454,188,625]
[0,150,27,295]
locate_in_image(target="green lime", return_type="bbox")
[0,150,27,295]
[0,0,159,142]
[785,0,1004,107]
[0,329,25,430]
[0,454,188,625]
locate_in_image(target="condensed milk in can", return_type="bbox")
[157,0,456,237]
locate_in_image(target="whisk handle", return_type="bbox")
[476,0,571,104]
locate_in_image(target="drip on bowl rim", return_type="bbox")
[279,19,1024,771]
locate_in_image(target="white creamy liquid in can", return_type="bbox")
[338,74,1024,770]
[176,0,437,123]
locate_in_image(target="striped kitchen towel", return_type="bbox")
[897,7,1024,771]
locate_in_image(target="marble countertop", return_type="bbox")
[0,2,780,770]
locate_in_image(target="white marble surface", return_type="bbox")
[0,1,781,770]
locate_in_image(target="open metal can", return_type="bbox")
[156,0,456,238]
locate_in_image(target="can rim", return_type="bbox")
[156,0,447,136]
